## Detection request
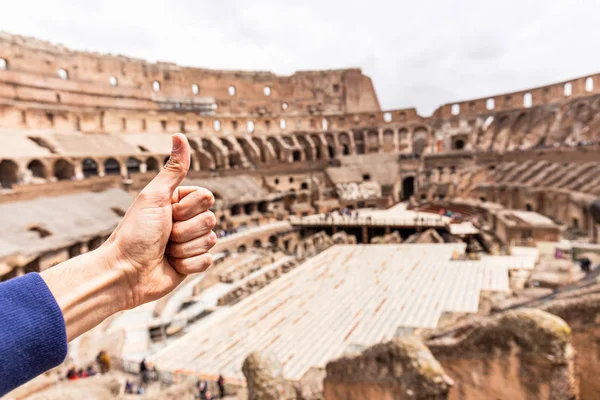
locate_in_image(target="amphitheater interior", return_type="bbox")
[2,32,600,400]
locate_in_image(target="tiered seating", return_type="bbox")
[149,243,524,382]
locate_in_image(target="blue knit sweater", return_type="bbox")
[0,273,67,395]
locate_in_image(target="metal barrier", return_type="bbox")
[290,216,448,228]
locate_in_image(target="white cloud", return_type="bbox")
[0,0,597,115]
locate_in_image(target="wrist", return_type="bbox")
[41,244,133,341]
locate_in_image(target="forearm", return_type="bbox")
[40,243,130,341]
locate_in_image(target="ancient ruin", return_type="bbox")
[2,31,600,399]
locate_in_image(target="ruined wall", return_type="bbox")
[323,309,577,400]
[427,309,577,400]
[324,337,452,400]
[542,293,600,399]
[0,32,390,136]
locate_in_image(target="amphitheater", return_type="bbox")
[2,32,600,400]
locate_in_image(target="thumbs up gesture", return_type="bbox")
[106,133,217,309]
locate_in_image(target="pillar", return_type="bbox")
[362,226,369,243]
[74,163,85,180]
[140,162,148,174]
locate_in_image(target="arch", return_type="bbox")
[126,157,141,174]
[366,130,379,152]
[383,130,394,152]
[228,85,236,96]
[152,80,161,92]
[293,150,302,162]
[401,177,415,201]
[146,157,159,172]
[269,235,278,247]
[244,203,255,215]
[454,139,465,150]
[253,239,262,248]
[252,137,271,163]
[338,132,351,156]
[451,104,460,115]
[53,159,75,181]
[0,58,7,70]
[353,131,365,154]
[27,159,46,179]
[258,201,269,213]
[0,160,19,188]
[324,133,336,159]
[220,138,242,168]
[202,138,226,168]
[237,245,247,253]
[486,98,495,110]
[296,135,313,161]
[231,204,242,216]
[82,158,99,177]
[412,127,429,155]
[267,137,283,161]
[104,158,121,175]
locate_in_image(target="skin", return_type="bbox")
[41,133,217,341]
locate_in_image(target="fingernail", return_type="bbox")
[172,134,181,151]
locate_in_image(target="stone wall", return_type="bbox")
[322,309,578,400]
[324,337,452,400]
[542,293,600,399]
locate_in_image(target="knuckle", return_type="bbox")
[206,231,217,248]
[170,224,184,241]
[203,211,216,228]
[201,254,213,270]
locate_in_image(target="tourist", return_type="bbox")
[139,358,149,387]
[124,380,134,394]
[579,257,591,274]
[85,365,97,377]
[96,350,111,374]
[197,379,208,399]
[218,374,225,398]
[66,367,78,381]
[0,134,218,395]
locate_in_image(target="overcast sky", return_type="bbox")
[0,1,597,115]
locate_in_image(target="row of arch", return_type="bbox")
[0,156,165,189]
[0,128,431,188]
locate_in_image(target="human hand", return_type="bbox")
[105,133,217,309]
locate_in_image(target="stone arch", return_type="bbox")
[293,150,302,162]
[220,138,242,168]
[325,133,337,158]
[126,157,141,174]
[310,134,324,160]
[188,139,215,170]
[366,130,379,152]
[253,239,261,248]
[296,135,314,161]
[0,159,19,188]
[201,138,226,169]
[53,159,75,181]
[27,159,47,179]
[353,131,365,154]
[82,158,99,177]
[454,139,465,150]
[267,137,284,161]
[146,156,159,172]
[236,137,260,164]
[252,137,272,163]
[104,158,121,175]
[412,127,429,155]
[383,130,394,152]
[338,132,352,156]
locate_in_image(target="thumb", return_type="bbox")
[146,133,191,194]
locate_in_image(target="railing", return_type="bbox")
[290,216,448,228]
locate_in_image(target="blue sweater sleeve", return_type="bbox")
[0,273,67,396]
